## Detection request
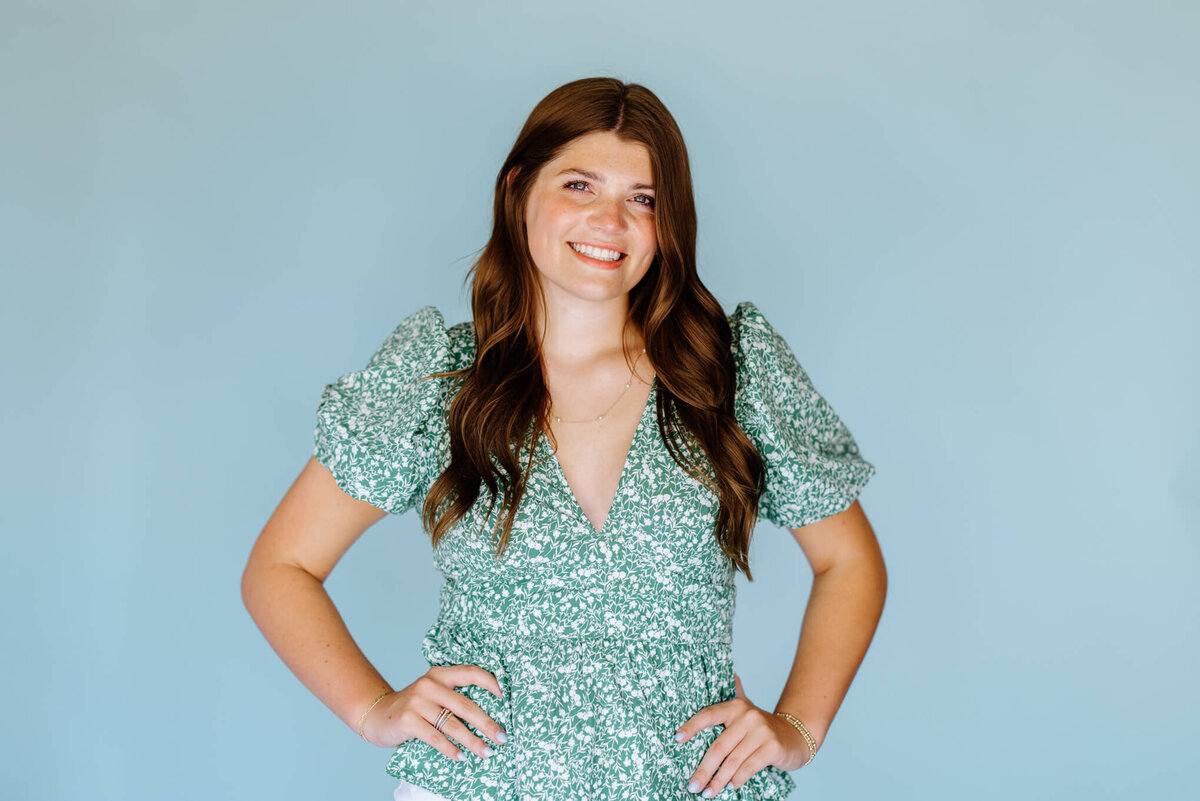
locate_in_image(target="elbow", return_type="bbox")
[240,552,271,618]
[240,560,258,616]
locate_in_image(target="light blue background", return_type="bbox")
[2,1,1196,799]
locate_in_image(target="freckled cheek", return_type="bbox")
[531,203,576,243]
[527,205,568,253]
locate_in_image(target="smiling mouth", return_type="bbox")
[568,242,626,262]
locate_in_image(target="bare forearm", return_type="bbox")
[772,556,887,748]
[241,562,392,735]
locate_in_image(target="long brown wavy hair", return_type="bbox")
[420,77,769,580]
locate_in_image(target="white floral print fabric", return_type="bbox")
[314,301,876,801]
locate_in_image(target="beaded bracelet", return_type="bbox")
[774,711,817,766]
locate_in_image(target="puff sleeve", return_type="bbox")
[312,305,455,516]
[730,301,877,530]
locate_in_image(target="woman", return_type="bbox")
[242,77,886,801]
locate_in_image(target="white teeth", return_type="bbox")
[570,242,624,262]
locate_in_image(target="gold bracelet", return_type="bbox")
[774,711,817,766]
[358,690,393,742]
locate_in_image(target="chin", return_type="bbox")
[542,278,626,302]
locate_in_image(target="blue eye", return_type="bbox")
[564,180,655,209]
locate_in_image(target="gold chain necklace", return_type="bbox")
[550,348,647,424]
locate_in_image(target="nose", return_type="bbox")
[588,194,627,232]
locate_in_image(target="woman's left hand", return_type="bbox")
[674,672,815,797]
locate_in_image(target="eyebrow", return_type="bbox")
[556,168,654,192]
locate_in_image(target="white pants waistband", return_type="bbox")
[393,779,453,801]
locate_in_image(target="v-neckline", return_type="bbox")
[541,375,658,536]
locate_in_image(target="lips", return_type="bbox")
[567,244,626,270]
[567,241,627,263]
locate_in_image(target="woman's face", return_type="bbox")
[522,131,658,307]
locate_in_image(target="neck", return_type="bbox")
[534,292,643,373]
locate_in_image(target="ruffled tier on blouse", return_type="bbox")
[385,619,797,801]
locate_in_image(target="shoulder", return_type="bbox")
[365,305,476,376]
[726,299,769,330]
[312,304,471,515]
[726,300,804,393]
[727,300,790,358]
[445,316,477,373]
[725,298,848,451]
[723,300,877,529]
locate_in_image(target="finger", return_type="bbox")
[733,673,746,699]
[703,731,766,797]
[474,666,505,699]
[436,711,497,759]
[428,681,509,747]
[411,714,472,763]
[686,723,747,796]
[674,700,735,743]
[430,664,504,699]
[728,745,774,792]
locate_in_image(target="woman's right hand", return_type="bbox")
[361,665,508,762]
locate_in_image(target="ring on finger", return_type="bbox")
[433,707,453,732]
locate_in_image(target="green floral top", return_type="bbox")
[313,301,876,801]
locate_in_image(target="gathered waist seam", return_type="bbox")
[426,621,733,651]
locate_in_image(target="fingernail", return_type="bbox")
[674,730,685,742]
[726,783,735,791]
[687,780,700,793]
[456,750,468,761]
[495,731,508,744]
[702,789,714,799]
[482,746,495,757]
